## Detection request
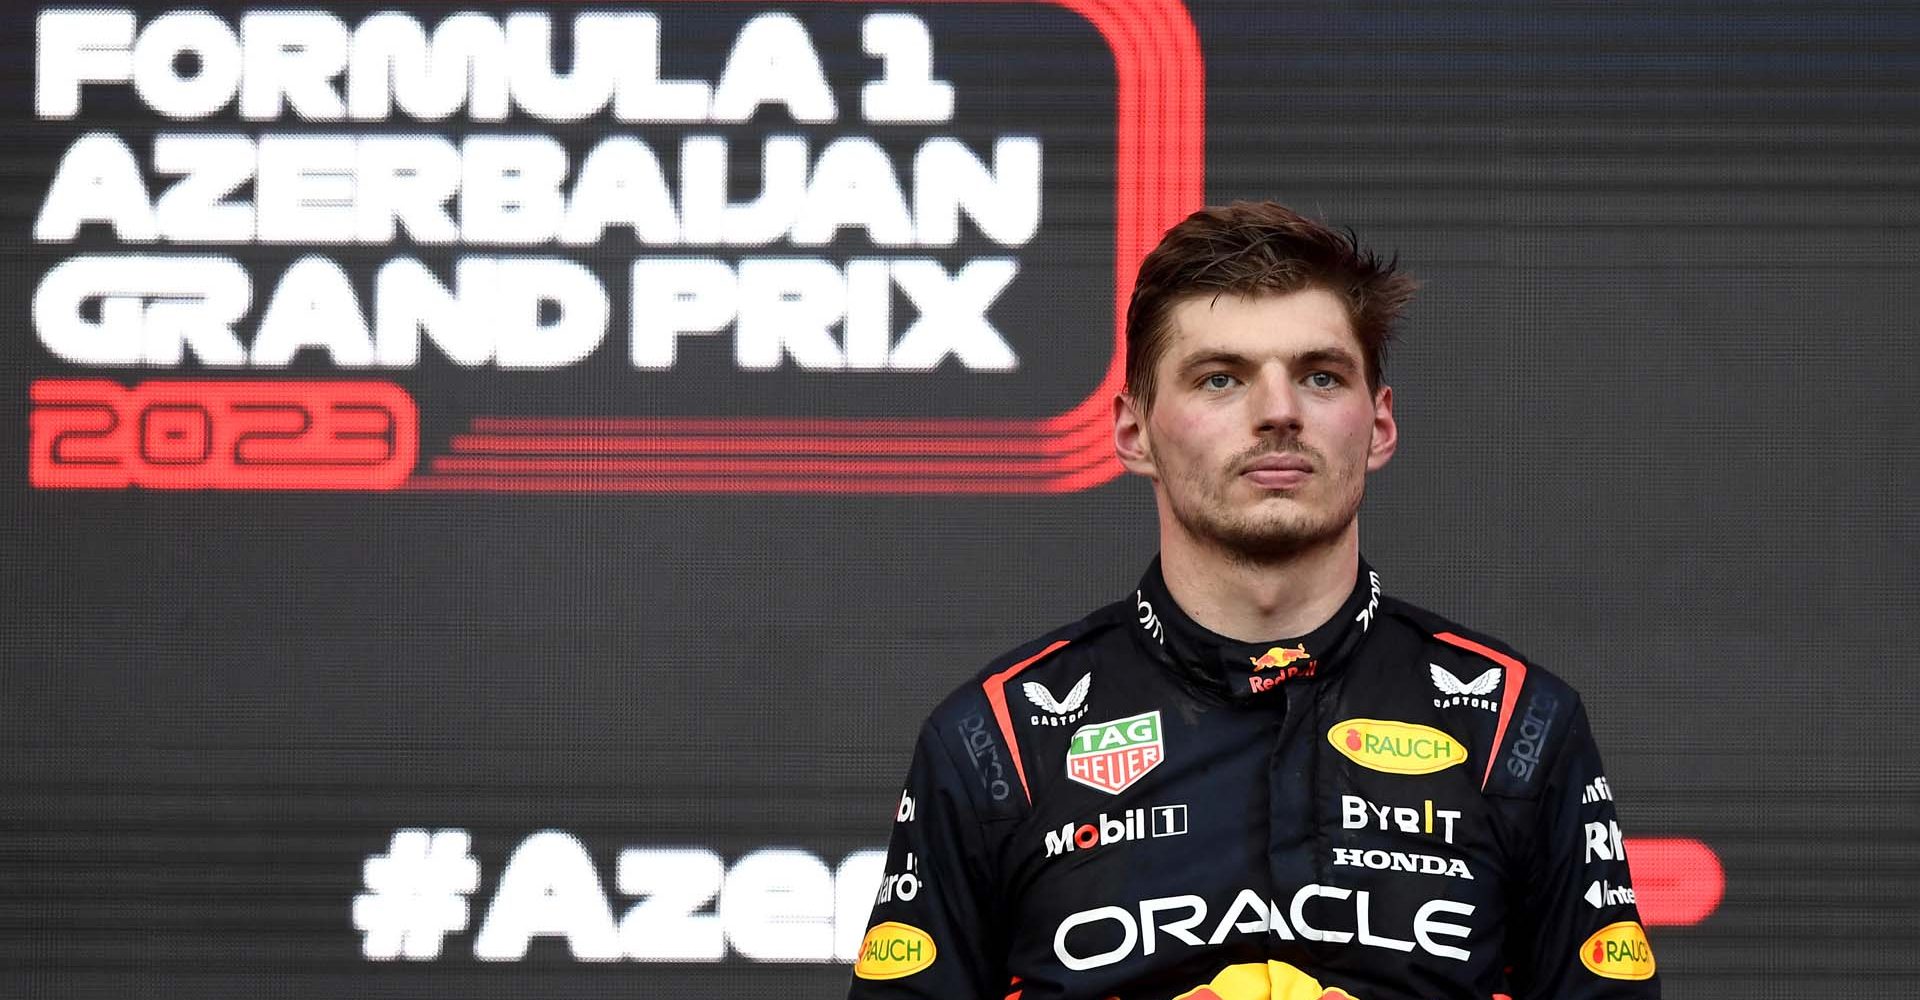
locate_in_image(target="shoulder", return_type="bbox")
[1378,596,1587,799]
[924,598,1132,729]
[916,600,1134,817]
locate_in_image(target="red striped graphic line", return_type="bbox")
[432,457,1086,476]
[447,434,1103,457]
[427,424,1121,480]
[405,0,1204,494]
[406,475,1092,493]
[428,413,1124,485]
[468,416,1054,436]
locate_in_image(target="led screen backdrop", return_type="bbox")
[3,1,1915,997]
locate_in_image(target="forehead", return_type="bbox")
[1160,287,1359,365]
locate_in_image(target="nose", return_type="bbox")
[1248,365,1302,435]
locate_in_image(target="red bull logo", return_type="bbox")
[1246,644,1315,691]
[1249,644,1310,670]
[1172,960,1361,1000]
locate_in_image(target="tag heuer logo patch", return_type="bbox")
[1065,711,1164,794]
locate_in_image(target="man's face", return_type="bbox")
[1114,287,1398,562]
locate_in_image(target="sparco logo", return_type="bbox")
[1051,885,1475,971]
[1043,805,1187,857]
[955,712,1012,802]
[1503,690,1559,784]
[26,2,1204,494]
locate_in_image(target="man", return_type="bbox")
[848,202,1657,999]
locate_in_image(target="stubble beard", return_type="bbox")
[1164,447,1365,567]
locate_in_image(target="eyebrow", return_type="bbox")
[1173,346,1362,377]
[1293,347,1362,373]
[1173,349,1255,376]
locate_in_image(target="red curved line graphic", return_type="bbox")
[412,0,1205,494]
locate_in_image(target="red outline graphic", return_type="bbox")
[1431,631,1531,791]
[978,639,1073,805]
[409,0,1206,493]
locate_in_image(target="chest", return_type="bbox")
[998,670,1516,994]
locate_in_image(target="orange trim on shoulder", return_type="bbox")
[1433,631,1530,791]
[980,639,1071,805]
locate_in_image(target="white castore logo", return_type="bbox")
[1024,673,1090,726]
[1430,663,1500,712]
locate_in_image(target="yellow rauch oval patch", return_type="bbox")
[1327,719,1468,775]
[853,921,936,980]
[1580,921,1656,980]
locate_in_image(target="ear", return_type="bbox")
[1114,392,1157,478]
[1366,384,1398,471]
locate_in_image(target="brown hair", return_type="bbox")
[1123,201,1417,409]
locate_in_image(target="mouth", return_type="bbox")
[1238,454,1313,490]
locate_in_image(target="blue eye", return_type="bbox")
[1307,372,1340,389]
[1203,373,1236,390]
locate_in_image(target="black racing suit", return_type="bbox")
[848,559,1658,1000]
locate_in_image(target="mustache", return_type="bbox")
[1230,441,1319,473]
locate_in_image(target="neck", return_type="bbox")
[1157,514,1361,642]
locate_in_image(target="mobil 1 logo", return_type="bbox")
[1043,804,1187,858]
